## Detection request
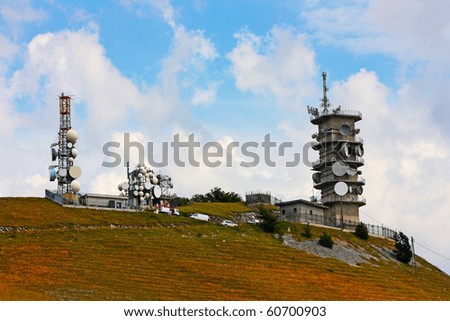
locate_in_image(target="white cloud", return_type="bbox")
[330,69,450,273]
[228,26,318,108]
[0,0,48,25]
[191,85,217,106]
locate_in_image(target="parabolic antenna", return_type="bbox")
[152,185,162,198]
[69,165,81,179]
[59,168,67,177]
[144,181,152,189]
[339,124,351,136]
[312,172,321,184]
[339,143,350,158]
[152,177,159,184]
[332,161,347,177]
[51,148,57,161]
[355,145,364,157]
[118,184,123,191]
[334,181,348,196]
[49,168,57,181]
[145,192,150,198]
[133,190,139,196]
[357,186,364,195]
[346,166,358,176]
[71,180,81,193]
[67,129,78,143]
[71,148,78,158]
[121,182,129,190]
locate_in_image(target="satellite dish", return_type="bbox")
[355,145,365,157]
[67,142,73,148]
[69,166,81,179]
[152,185,162,198]
[168,181,173,188]
[133,190,139,196]
[145,192,150,198]
[339,124,351,135]
[312,172,321,184]
[152,177,159,184]
[134,184,139,190]
[139,185,144,191]
[59,168,67,177]
[140,197,144,202]
[68,157,74,163]
[332,161,347,177]
[354,128,360,134]
[339,143,350,158]
[50,142,58,148]
[51,148,58,161]
[138,191,144,197]
[144,182,152,189]
[357,186,364,195]
[122,182,129,189]
[334,182,348,196]
[67,129,78,143]
[118,184,123,191]
[70,180,81,193]
[49,168,57,181]
[71,148,78,158]
[346,166,358,176]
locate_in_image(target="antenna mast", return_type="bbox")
[321,72,330,113]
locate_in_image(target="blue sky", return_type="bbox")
[1,0,450,274]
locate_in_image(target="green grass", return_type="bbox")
[0,197,449,300]
[178,202,253,219]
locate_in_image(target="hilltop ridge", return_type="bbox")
[0,197,449,300]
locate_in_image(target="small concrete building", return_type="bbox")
[276,199,328,225]
[79,193,128,209]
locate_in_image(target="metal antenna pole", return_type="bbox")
[411,236,417,274]
[322,72,329,113]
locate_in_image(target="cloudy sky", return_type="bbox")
[1,0,449,274]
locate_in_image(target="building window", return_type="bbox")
[310,210,313,215]
[294,207,297,213]
[281,209,285,215]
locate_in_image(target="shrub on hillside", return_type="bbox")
[393,231,412,264]
[318,232,334,249]
[354,222,369,240]
[191,187,242,203]
[257,205,278,233]
[302,223,312,238]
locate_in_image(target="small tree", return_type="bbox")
[318,232,334,249]
[354,222,369,240]
[393,231,412,264]
[302,223,312,238]
[257,205,278,233]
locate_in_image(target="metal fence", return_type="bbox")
[45,189,79,206]
[279,211,397,240]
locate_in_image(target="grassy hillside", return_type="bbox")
[0,197,449,300]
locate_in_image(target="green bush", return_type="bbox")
[302,223,312,238]
[257,205,278,233]
[318,232,334,249]
[354,222,369,240]
[393,231,412,264]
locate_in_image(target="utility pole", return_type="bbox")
[411,236,417,274]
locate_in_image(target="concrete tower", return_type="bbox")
[307,72,365,227]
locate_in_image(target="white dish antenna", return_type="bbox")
[70,180,81,193]
[152,185,162,198]
[334,181,348,196]
[59,168,67,177]
[69,166,81,179]
[339,143,350,158]
[144,182,152,189]
[71,148,78,158]
[66,129,78,143]
[346,166,358,176]
[339,124,351,136]
[122,182,129,190]
[355,145,364,156]
[312,172,321,184]
[332,161,347,177]
[357,186,364,195]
